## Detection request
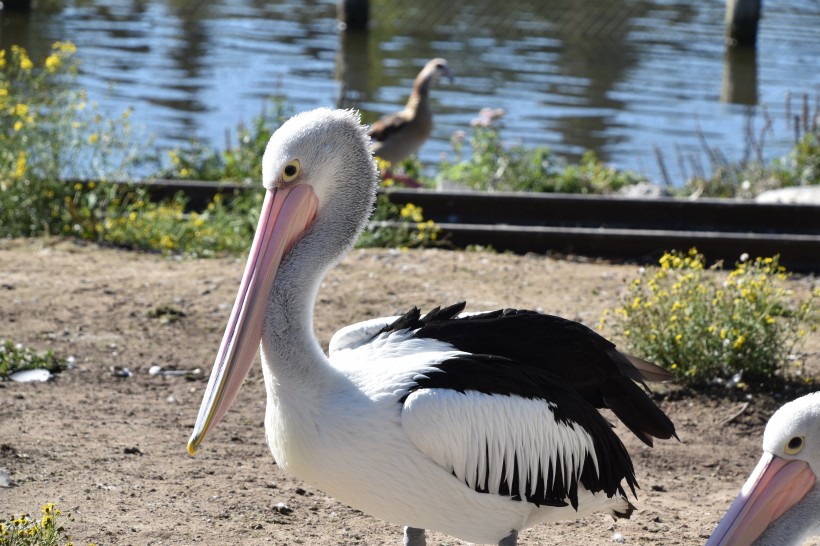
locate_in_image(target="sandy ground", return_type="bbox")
[0,238,817,546]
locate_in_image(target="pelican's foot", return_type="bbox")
[498,529,518,546]
[403,526,426,546]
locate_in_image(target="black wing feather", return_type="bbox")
[412,305,678,446]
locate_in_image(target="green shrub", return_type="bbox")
[601,249,818,387]
[156,98,291,184]
[436,109,645,193]
[0,341,67,379]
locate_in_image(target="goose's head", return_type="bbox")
[705,392,820,545]
[188,108,378,455]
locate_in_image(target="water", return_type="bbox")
[2,0,819,185]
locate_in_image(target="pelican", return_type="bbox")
[705,391,820,546]
[187,108,677,545]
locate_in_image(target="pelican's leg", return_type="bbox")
[498,529,518,546]
[403,526,426,546]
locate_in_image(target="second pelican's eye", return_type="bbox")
[785,436,804,455]
[283,160,300,182]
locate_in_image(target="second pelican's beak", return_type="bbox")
[704,451,816,545]
[187,184,318,455]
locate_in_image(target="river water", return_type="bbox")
[1,0,818,184]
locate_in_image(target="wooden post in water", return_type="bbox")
[725,0,761,47]
[337,0,369,31]
[2,0,32,11]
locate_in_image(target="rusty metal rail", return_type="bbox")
[135,179,820,272]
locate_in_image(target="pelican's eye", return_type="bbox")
[282,160,301,182]
[784,436,804,455]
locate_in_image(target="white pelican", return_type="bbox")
[187,108,678,546]
[705,391,820,546]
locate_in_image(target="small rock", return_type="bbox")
[124,446,143,456]
[0,467,12,487]
[9,368,52,382]
[618,182,670,198]
[756,186,820,204]
[612,532,625,543]
[110,366,133,378]
[273,502,292,515]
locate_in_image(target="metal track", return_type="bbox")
[136,180,820,272]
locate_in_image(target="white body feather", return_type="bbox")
[263,327,628,544]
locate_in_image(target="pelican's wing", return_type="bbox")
[329,315,401,354]
[407,305,677,447]
[400,353,644,511]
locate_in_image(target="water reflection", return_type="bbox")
[1,0,818,183]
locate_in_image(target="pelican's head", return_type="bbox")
[705,392,820,545]
[187,109,378,456]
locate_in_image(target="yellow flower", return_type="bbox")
[53,41,77,55]
[13,120,23,131]
[20,56,33,71]
[88,133,99,144]
[0,49,5,69]
[400,203,424,222]
[623,329,630,337]
[45,54,62,73]
[631,296,641,310]
[720,328,727,339]
[675,333,683,343]
[159,234,175,249]
[15,151,27,178]
[13,103,29,117]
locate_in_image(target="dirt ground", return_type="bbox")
[0,238,817,546]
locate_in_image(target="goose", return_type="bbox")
[369,58,452,187]
[187,108,677,545]
[705,391,820,546]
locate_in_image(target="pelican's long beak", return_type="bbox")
[187,184,318,455]
[704,451,816,545]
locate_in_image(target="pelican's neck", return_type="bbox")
[260,235,331,389]
[259,188,373,390]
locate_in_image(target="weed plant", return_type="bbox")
[436,109,646,193]
[601,249,819,387]
[0,341,66,379]
[156,98,291,184]
[0,42,147,239]
[359,192,442,248]
[0,503,87,546]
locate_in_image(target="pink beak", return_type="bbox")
[187,184,318,455]
[704,451,816,545]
